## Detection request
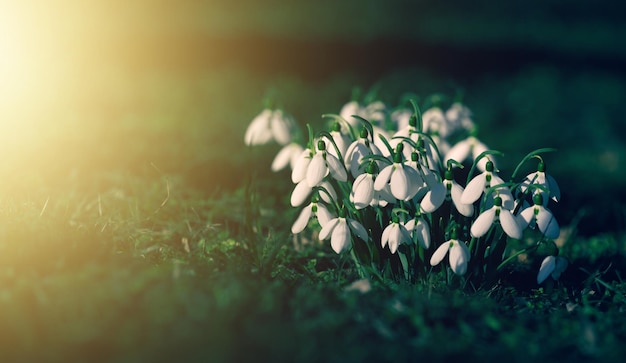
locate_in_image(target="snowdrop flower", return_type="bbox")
[422,107,454,139]
[272,143,305,172]
[390,108,412,131]
[344,128,383,178]
[461,160,513,209]
[421,169,474,217]
[244,109,294,146]
[537,255,568,284]
[445,136,490,172]
[430,231,470,275]
[325,122,351,160]
[445,102,474,132]
[470,196,522,239]
[381,218,412,254]
[518,194,560,239]
[350,163,377,209]
[374,147,422,201]
[306,140,348,187]
[291,198,334,234]
[339,100,363,127]
[290,180,337,207]
[404,215,431,249]
[319,211,369,254]
[519,161,561,204]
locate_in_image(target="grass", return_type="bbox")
[1,58,626,361]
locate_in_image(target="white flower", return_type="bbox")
[430,236,470,275]
[344,128,383,178]
[306,140,348,187]
[518,195,560,239]
[350,171,375,210]
[290,180,337,207]
[326,122,351,160]
[339,100,363,127]
[319,216,369,254]
[537,255,568,284]
[404,216,431,249]
[291,200,334,234]
[381,221,412,254]
[272,143,305,172]
[244,109,294,146]
[519,161,560,204]
[470,196,522,239]
[374,151,422,201]
[291,148,313,183]
[445,136,490,172]
[445,102,474,132]
[422,107,454,139]
[422,170,474,217]
[461,160,513,209]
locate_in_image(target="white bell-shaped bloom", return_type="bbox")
[470,196,522,239]
[519,161,561,204]
[461,160,512,209]
[404,216,431,249]
[445,102,474,132]
[420,181,447,214]
[381,220,412,254]
[244,109,294,146]
[272,143,305,172]
[422,170,474,216]
[350,171,376,210]
[445,136,491,172]
[319,215,369,254]
[306,140,348,187]
[430,236,470,275]
[390,108,412,131]
[325,122,351,160]
[339,100,363,127]
[422,107,454,139]
[518,195,560,239]
[344,128,383,178]
[374,150,422,201]
[290,180,337,207]
[291,148,313,183]
[537,255,568,284]
[291,200,334,234]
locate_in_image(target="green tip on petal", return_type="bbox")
[494,196,502,207]
[486,160,494,172]
[533,193,543,206]
[317,140,326,151]
[411,151,419,162]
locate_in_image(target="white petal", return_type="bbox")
[421,182,446,213]
[537,256,556,284]
[318,181,337,204]
[450,182,474,217]
[291,204,313,234]
[348,218,369,241]
[326,154,348,182]
[412,218,431,249]
[244,109,272,145]
[518,207,535,230]
[272,144,298,172]
[270,111,292,145]
[388,225,401,254]
[330,220,351,253]
[319,218,339,241]
[472,140,490,172]
[537,207,560,239]
[430,241,451,266]
[470,208,496,238]
[315,204,334,227]
[291,150,311,183]
[552,257,568,279]
[352,174,375,209]
[381,224,392,249]
[290,180,311,207]
[546,174,561,202]
[306,154,328,187]
[461,173,487,204]
[390,167,410,200]
[499,210,522,239]
[449,240,470,275]
[374,164,394,191]
[445,139,471,165]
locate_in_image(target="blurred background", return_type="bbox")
[1,0,625,234]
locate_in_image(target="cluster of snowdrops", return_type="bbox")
[244,95,567,286]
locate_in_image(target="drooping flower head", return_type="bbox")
[470,196,522,239]
[430,230,470,275]
[519,160,561,205]
[374,144,422,201]
[518,194,560,239]
[319,208,369,254]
